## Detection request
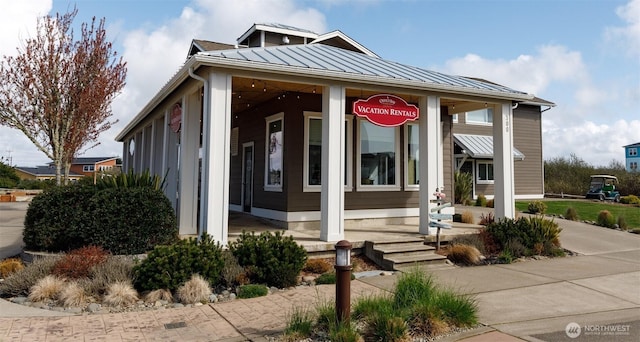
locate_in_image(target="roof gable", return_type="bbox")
[310,30,378,57]
[624,142,640,148]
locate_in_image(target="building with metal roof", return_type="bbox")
[116,23,552,245]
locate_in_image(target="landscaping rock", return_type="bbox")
[172,303,184,308]
[87,303,101,313]
[11,296,28,305]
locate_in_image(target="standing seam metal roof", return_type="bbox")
[202,44,528,96]
[454,134,525,160]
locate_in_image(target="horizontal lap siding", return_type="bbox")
[512,105,544,196]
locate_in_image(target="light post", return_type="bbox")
[335,240,352,324]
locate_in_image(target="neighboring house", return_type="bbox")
[116,23,551,244]
[14,165,83,182]
[450,96,554,200]
[624,142,640,172]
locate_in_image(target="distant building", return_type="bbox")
[624,142,640,172]
[15,157,121,181]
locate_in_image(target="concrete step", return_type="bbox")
[385,253,448,270]
[374,244,435,254]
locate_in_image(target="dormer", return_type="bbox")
[187,39,236,58]
[236,23,319,48]
[310,30,378,57]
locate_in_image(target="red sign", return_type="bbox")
[353,94,419,127]
[170,103,182,133]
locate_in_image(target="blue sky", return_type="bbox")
[1,0,638,167]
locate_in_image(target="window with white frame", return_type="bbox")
[265,113,284,191]
[466,108,493,125]
[405,123,420,189]
[83,165,95,172]
[357,120,400,190]
[631,162,638,170]
[630,148,638,156]
[452,114,458,123]
[303,112,352,192]
[98,165,113,171]
[476,161,494,184]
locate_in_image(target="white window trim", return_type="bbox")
[356,118,401,191]
[302,112,353,192]
[404,123,420,191]
[464,108,493,126]
[630,148,638,156]
[264,112,284,192]
[451,114,458,123]
[476,161,494,185]
[83,165,95,172]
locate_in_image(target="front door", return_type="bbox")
[242,142,254,212]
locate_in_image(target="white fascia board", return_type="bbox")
[236,24,319,44]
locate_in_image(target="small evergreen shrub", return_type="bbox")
[237,284,269,299]
[486,216,561,257]
[315,273,337,285]
[475,194,487,207]
[460,211,474,224]
[447,245,482,266]
[596,210,616,228]
[220,250,247,287]
[478,229,500,255]
[527,200,547,214]
[229,231,307,288]
[617,216,628,230]
[564,207,578,221]
[0,258,24,278]
[133,234,225,292]
[303,258,332,274]
[52,246,109,279]
[498,249,513,264]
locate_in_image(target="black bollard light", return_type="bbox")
[335,240,352,325]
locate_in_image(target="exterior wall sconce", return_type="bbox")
[335,240,352,324]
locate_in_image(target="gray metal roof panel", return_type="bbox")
[454,134,525,160]
[202,44,528,96]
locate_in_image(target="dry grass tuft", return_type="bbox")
[103,281,138,307]
[176,274,212,304]
[460,211,475,224]
[59,281,89,307]
[28,275,66,302]
[0,258,24,278]
[446,244,482,266]
[144,289,173,303]
[84,256,135,298]
[303,258,332,274]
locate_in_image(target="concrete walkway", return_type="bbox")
[1,202,639,341]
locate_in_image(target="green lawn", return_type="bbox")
[515,200,640,229]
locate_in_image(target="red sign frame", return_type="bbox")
[352,94,419,127]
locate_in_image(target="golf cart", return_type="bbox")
[585,175,620,202]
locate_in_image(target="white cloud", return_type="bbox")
[605,0,640,57]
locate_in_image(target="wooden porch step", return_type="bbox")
[364,238,448,271]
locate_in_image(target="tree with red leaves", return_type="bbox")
[0,8,126,185]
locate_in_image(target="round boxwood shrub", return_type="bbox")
[23,185,97,252]
[87,187,178,254]
[229,231,307,288]
[133,234,225,292]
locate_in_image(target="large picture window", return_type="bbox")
[477,161,494,184]
[303,112,352,192]
[265,113,284,191]
[357,120,400,190]
[405,123,420,189]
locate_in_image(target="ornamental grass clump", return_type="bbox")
[564,207,578,221]
[59,281,89,307]
[597,210,616,228]
[103,281,139,307]
[446,244,482,266]
[0,256,60,297]
[28,275,66,302]
[176,274,212,304]
[460,211,475,224]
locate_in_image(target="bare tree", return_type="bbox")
[0,8,126,185]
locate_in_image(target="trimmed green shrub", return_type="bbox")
[23,185,97,252]
[229,231,307,288]
[596,210,616,228]
[564,207,578,221]
[486,216,561,256]
[87,187,178,254]
[237,284,268,299]
[620,195,640,205]
[23,185,178,255]
[315,273,337,285]
[527,200,547,214]
[0,162,20,188]
[133,234,225,292]
[475,194,487,207]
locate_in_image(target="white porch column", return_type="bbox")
[418,95,440,235]
[178,93,201,235]
[493,102,516,219]
[200,72,232,245]
[320,85,345,242]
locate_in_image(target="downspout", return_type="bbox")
[188,67,207,241]
[512,102,519,110]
